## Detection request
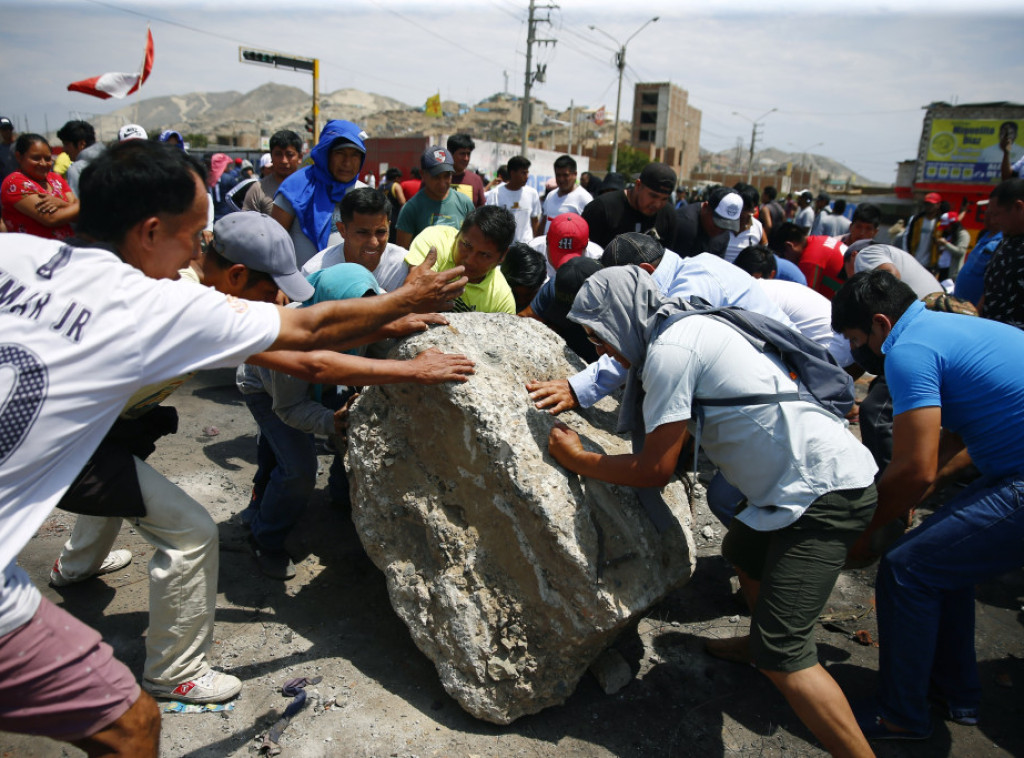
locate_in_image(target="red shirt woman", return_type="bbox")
[1,133,78,240]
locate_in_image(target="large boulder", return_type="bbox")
[346,313,696,724]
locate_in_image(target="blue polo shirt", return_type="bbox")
[883,300,1024,478]
[774,255,808,286]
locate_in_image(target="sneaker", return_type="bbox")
[249,536,296,580]
[144,669,242,704]
[946,705,979,727]
[49,549,133,587]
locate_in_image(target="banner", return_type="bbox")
[922,117,1024,183]
[591,106,606,127]
[68,27,154,100]
[425,93,442,119]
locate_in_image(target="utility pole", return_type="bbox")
[590,17,659,174]
[733,107,777,183]
[746,122,760,183]
[519,0,557,157]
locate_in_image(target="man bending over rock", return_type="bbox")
[546,267,878,758]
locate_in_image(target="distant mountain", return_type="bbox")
[699,145,886,186]
[92,83,410,142]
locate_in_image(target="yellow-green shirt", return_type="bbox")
[53,151,72,176]
[405,225,516,314]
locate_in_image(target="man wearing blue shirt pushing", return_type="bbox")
[832,270,1024,741]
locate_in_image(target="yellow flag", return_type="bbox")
[425,92,441,118]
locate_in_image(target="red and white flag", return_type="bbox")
[68,28,154,100]
[590,106,606,127]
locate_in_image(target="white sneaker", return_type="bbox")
[143,669,242,703]
[49,549,133,587]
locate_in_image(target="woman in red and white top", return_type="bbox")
[1,133,78,240]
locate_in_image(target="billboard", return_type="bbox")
[922,117,1024,183]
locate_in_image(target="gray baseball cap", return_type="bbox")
[211,212,314,302]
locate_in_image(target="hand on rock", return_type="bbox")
[548,421,584,469]
[526,379,578,414]
[411,347,475,384]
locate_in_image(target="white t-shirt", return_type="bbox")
[0,236,281,635]
[542,186,593,231]
[273,179,367,267]
[302,242,410,293]
[854,244,942,299]
[485,184,542,243]
[724,217,764,263]
[527,235,604,283]
[641,316,876,531]
[757,278,853,367]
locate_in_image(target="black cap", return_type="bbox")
[598,171,626,194]
[638,162,677,194]
[600,232,665,267]
[554,257,603,307]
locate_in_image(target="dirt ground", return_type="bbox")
[4,369,1024,757]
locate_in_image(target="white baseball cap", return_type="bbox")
[118,124,148,142]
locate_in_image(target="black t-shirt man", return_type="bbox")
[581,162,677,248]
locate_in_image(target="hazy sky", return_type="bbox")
[3,0,1023,183]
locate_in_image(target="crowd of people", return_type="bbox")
[0,112,1022,758]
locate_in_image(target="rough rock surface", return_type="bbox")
[346,313,696,724]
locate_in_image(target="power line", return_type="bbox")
[484,0,525,22]
[362,0,507,72]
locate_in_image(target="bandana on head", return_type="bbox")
[276,120,367,250]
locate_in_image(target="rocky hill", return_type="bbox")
[90,83,870,182]
[92,82,411,144]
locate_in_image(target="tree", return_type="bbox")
[615,145,651,176]
[184,133,208,149]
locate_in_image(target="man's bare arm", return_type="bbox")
[246,347,475,386]
[547,420,688,488]
[269,250,467,352]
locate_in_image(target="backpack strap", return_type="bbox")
[698,391,802,407]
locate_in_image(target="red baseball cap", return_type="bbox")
[546,213,589,270]
[924,192,942,204]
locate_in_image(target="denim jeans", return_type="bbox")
[243,393,319,552]
[876,472,1024,732]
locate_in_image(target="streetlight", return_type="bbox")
[733,107,777,182]
[589,16,659,174]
